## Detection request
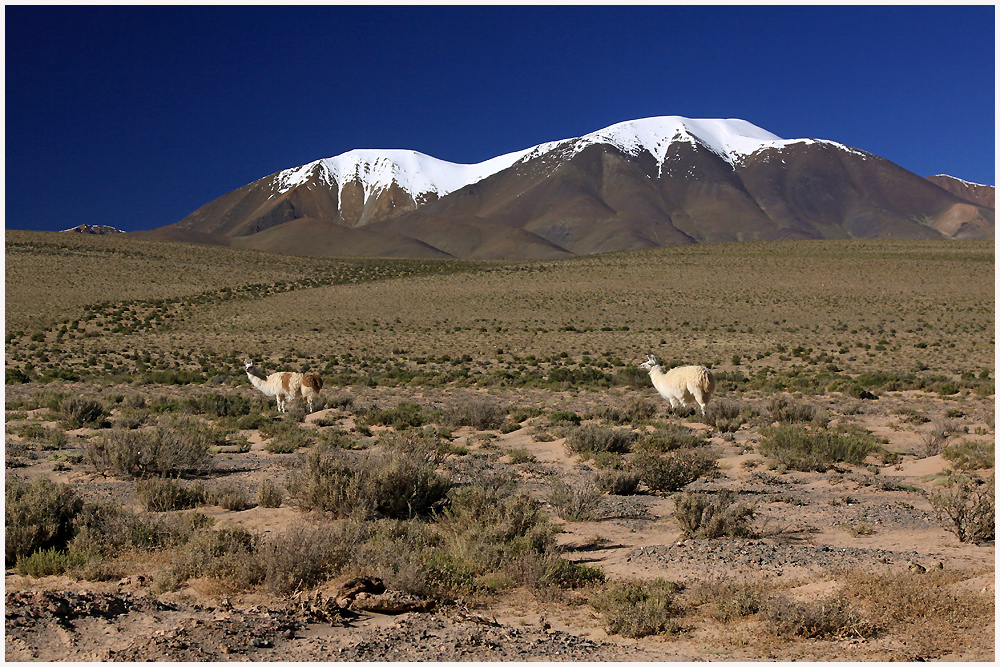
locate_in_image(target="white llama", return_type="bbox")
[244,358,324,413]
[639,354,715,416]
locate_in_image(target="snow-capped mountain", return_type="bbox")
[144,116,994,259]
[61,224,124,235]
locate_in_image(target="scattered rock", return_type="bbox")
[350,590,435,615]
[336,576,386,607]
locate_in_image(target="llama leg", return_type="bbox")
[694,389,709,416]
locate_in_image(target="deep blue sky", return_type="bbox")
[5,4,995,233]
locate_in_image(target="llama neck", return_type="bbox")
[246,365,267,383]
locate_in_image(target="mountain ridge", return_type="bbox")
[135,116,994,258]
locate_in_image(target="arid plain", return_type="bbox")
[4,230,995,661]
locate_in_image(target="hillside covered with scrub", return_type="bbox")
[4,232,995,661]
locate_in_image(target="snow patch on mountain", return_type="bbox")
[61,224,124,234]
[268,116,869,204]
[928,174,992,188]
[274,148,533,203]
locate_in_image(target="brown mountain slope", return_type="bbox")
[150,126,994,259]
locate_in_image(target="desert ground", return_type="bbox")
[4,232,995,661]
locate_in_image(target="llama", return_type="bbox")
[639,354,715,416]
[244,359,323,413]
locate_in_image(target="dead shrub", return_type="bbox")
[919,420,955,457]
[928,473,995,543]
[762,593,875,639]
[260,522,367,595]
[86,416,217,478]
[59,396,109,429]
[838,568,996,638]
[549,476,603,521]
[443,396,506,430]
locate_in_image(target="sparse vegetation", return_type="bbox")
[758,423,879,472]
[3,235,994,661]
[632,448,717,492]
[929,473,995,544]
[589,578,680,638]
[674,489,756,538]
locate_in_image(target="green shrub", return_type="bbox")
[508,406,544,423]
[263,421,312,453]
[6,367,31,384]
[287,446,450,519]
[596,469,642,496]
[758,424,878,472]
[589,578,680,638]
[565,424,637,456]
[11,424,69,450]
[591,396,658,425]
[207,483,254,511]
[377,429,453,464]
[15,547,87,577]
[674,489,756,538]
[257,479,284,508]
[507,447,536,464]
[637,424,706,453]
[70,500,183,556]
[166,525,262,590]
[188,391,256,417]
[548,410,581,425]
[434,484,568,594]
[260,522,364,594]
[5,477,83,566]
[235,412,271,430]
[767,395,817,424]
[942,440,994,472]
[359,402,432,430]
[711,581,766,622]
[928,473,995,544]
[136,478,206,511]
[632,448,717,492]
[703,400,758,433]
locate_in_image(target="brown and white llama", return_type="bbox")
[244,358,323,413]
